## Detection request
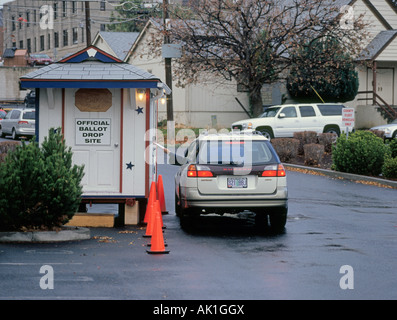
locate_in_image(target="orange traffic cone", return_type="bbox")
[147,201,169,254]
[143,181,156,224]
[157,175,168,214]
[143,183,157,237]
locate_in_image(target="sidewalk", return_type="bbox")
[284,163,397,189]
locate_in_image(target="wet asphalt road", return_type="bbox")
[0,164,396,300]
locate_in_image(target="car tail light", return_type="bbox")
[261,164,286,177]
[187,164,214,178]
[18,121,29,125]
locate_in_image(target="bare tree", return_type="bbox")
[167,0,369,116]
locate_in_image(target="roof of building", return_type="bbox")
[97,32,140,61]
[357,29,397,60]
[20,46,164,90]
[3,48,16,58]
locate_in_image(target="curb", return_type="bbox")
[0,226,91,243]
[283,163,397,189]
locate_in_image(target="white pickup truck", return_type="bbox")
[231,103,346,139]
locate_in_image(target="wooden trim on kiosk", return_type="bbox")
[120,88,124,194]
[145,88,150,198]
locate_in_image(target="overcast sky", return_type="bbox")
[0,0,9,9]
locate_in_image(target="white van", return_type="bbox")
[231,103,345,139]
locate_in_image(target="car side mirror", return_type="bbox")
[278,113,286,118]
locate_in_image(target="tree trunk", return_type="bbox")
[249,87,263,117]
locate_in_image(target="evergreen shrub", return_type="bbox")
[331,130,390,176]
[0,128,84,231]
[382,156,397,179]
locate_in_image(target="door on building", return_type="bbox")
[64,88,121,195]
[367,67,394,105]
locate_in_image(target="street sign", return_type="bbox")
[342,108,355,128]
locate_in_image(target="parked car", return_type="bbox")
[0,108,36,139]
[0,109,7,120]
[370,119,397,139]
[172,131,288,231]
[28,53,53,66]
[231,103,346,139]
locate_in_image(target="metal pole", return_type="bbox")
[163,0,173,122]
[373,61,377,105]
[85,1,91,46]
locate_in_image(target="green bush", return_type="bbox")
[332,130,390,176]
[382,156,397,179]
[0,128,84,231]
[386,139,397,158]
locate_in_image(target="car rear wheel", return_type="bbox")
[11,128,19,140]
[268,207,287,232]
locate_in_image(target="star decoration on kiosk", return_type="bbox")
[126,162,134,170]
[135,107,144,114]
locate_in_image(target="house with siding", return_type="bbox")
[122,0,397,129]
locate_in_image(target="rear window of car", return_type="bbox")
[197,140,276,165]
[23,111,35,120]
[317,104,344,116]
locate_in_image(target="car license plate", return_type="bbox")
[227,177,247,188]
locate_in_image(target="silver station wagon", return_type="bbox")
[172,132,288,231]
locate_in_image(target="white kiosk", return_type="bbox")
[20,46,170,226]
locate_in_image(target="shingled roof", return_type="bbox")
[357,30,397,61]
[20,46,163,89]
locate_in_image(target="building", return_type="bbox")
[92,31,139,61]
[1,0,117,61]
[0,9,4,61]
[20,45,171,225]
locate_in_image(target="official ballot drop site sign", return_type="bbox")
[76,119,111,145]
[342,108,355,128]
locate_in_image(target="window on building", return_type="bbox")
[26,12,30,27]
[18,14,23,29]
[100,0,106,11]
[11,16,16,31]
[73,28,78,44]
[27,39,32,53]
[33,10,37,23]
[72,1,77,14]
[34,38,37,52]
[48,34,51,50]
[63,30,68,46]
[54,32,59,48]
[40,35,45,51]
[19,40,23,49]
[62,1,67,17]
[54,3,58,20]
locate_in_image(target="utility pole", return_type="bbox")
[85,1,92,46]
[163,0,173,122]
